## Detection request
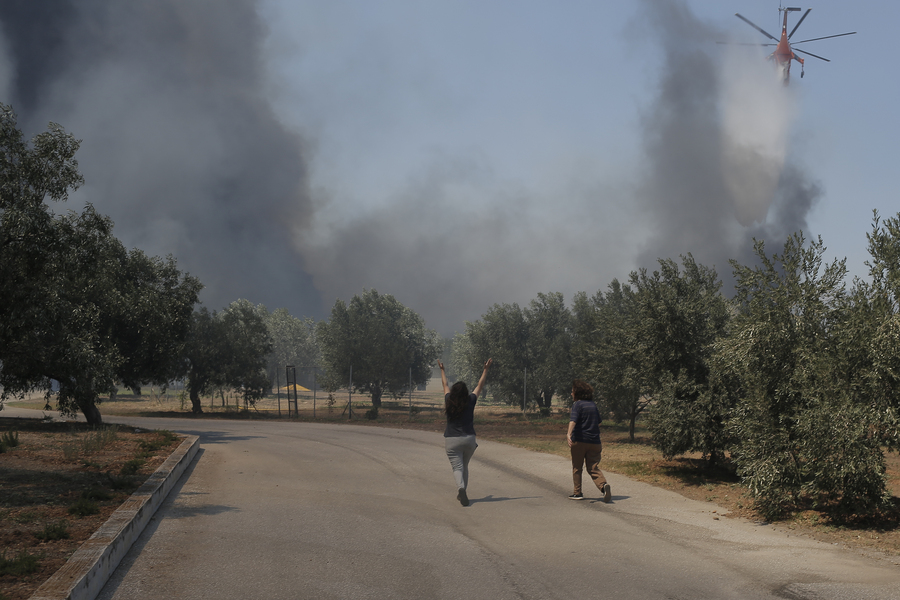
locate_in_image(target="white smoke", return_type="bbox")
[720,44,797,226]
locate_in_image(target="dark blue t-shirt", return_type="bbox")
[570,400,601,444]
[444,393,477,437]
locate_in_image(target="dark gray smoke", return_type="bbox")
[0,0,323,318]
[635,0,821,284]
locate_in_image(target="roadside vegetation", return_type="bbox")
[0,418,180,600]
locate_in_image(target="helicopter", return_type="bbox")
[727,6,856,84]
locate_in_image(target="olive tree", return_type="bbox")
[456,292,572,411]
[181,300,272,414]
[316,289,441,408]
[258,306,319,390]
[631,255,732,464]
[0,106,201,423]
[573,280,649,441]
[722,233,889,517]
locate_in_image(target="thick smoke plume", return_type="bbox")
[0,0,822,335]
[0,1,322,318]
[635,0,821,281]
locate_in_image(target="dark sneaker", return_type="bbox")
[457,488,469,506]
[568,493,584,500]
[602,483,612,503]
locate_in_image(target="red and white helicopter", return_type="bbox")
[728,6,855,83]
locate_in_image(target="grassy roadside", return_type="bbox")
[0,417,181,600]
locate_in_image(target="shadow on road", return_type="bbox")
[470,494,541,504]
[173,430,265,444]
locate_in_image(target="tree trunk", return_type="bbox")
[130,385,142,396]
[539,389,553,409]
[629,411,637,443]
[371,384,382,408]
[76,395,103,425]
[189,387,204,414]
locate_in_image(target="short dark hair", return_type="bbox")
[572,379,593,402]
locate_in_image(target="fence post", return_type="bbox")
[523,367,527,415]
[348,365,353,420]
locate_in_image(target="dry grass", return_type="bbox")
[0,418,181,600]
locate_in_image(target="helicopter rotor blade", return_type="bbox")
[788,8,811,39]
[794,48,831,62]
[735,13,779,42]
[793,32,857,44]
[715,42,776,46]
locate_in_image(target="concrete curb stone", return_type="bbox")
[27,434,200,600]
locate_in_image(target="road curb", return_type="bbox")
[28,434,200,600]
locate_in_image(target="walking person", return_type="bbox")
[567,379,611,502]
[439,358,492,507]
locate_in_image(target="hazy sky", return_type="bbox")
[0,0,894,335]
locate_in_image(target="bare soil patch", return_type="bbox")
[0,417,180,600]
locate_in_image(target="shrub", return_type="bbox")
[120,458,145,476]
[67,497,99,517]
[81,487,112,501]
[0,550,40,576]
[106,473,137,491]
[0,429,19,453]
[35,520,70,541]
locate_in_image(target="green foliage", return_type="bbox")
[106,473,138,491]
[0,429,18,453]
[0,550,40,577]
[449,331,479,395]
[317,289,441,408]
[81,487,112,502]
[257,306,320,390]
[572,281,648,440]
[138,430,178,453]
[723,233,890,517]
[0,430,19,448]
[120,459,146,477]
[67,497,100,517]
[632,255,732,463]
[0,105,201,424]
[35,520,70,541]
[183,300,272,413]
[457,292,572,410]
[11,511,38,524]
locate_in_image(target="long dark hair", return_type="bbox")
[445,381,469,420]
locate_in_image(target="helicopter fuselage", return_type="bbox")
[768,9,804,83]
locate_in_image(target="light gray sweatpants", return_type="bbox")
[445,435,478,491]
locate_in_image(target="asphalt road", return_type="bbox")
[9,409,900,599]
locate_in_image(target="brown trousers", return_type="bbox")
[570,441,607,494]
